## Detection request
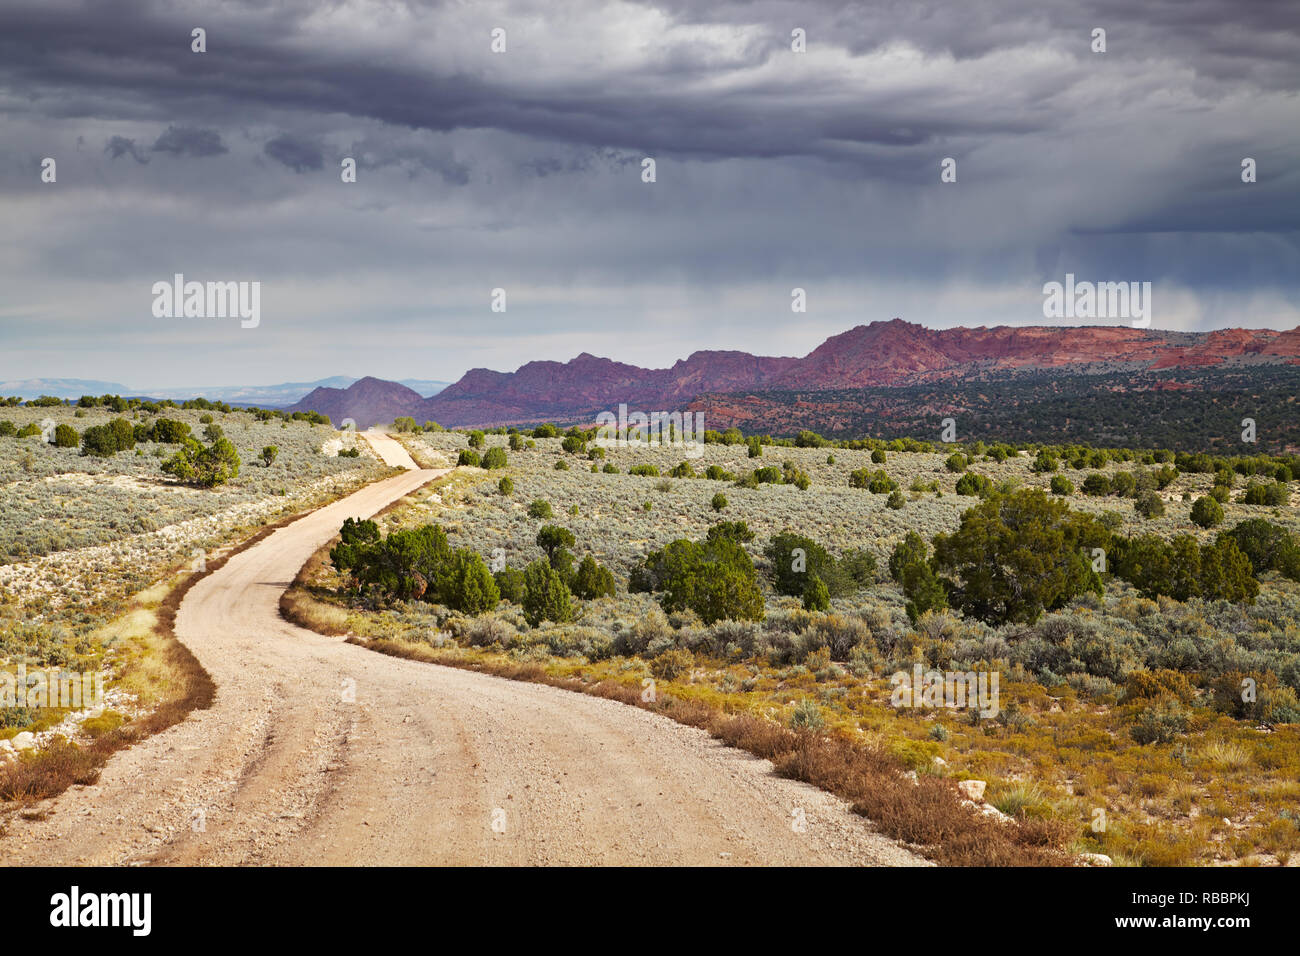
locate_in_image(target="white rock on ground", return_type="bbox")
[956,779,986,802]
[11,731,36,751]
[1077,853,1113,867]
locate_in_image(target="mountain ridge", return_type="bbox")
[287,319,1300,429]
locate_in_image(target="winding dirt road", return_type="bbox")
[4,432,922,866]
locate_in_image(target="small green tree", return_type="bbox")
[802,573,830,611]
[711,492,727,512]
[481,447,508,469]
[52,423,79,448]
[572,554,616,599]
[1050,475,1074,496]
[436,549,500,613]
[261,445,279,467]
[1191,495,1223,528]
[1134,489,1164,519]
[901,560,948,624]
[162,435,240,487]
[536,525,576,562]
[1030,450,1058,473]
[522,559,573,626]
[932,488,1110,625]
[493,567,526,603]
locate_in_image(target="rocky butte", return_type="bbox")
[289,319,1300,429]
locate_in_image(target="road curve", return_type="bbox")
[3,433,923,866]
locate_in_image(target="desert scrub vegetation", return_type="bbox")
[276,426,1300,865]
[0,405,387,564]
[0,404,389,674]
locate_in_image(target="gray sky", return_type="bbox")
[1,0,1297,388]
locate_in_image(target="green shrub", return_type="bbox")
[493,567,526,603]
[151,418,191,443]
[498,476,514,495]
[789,699,825,730]
[528,499,553,519]
[1110,471,1137,497]
[650,648,693,681]
[457,449,481,467]
[1050,475,1074,496]
[331,522,450,602]
[1219,519,1300,580]
[481,447,508,469]
[711,492,727,512]
[635,535,764,624]
[52,423,79,448]
[80,418,135,456]
[1190,495,1223,528]
[1242,481,1289,506]
[1081,474,1111,496]
[1031,450,1058,473]
[536,525,576,561]
[1114,533,1257,603]
[522,559,573,626]
[802,573,831,611]
[932,488,1110,625]
[1131,699,1189,745]
[572,554,616,599]
[849,468,898,493]
[1134,489,1165,519]
[436,549,500,613]
[161,436,240,487]
[955,472,992,497]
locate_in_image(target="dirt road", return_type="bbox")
[3,432,923,865]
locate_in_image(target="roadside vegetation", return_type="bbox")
[287,423,1300,866]
[0,395,389,791]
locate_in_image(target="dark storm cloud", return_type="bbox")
[104,135,148,163]
[264,133,324,173]
[151,125,227,157]
[351,143,471,185]
[0,0,1296,388]
[0,1,1293,175]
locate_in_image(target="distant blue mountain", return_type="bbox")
[0,376,449,405]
